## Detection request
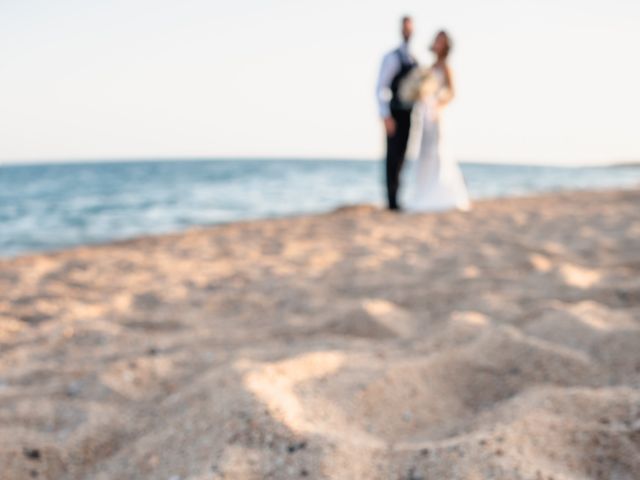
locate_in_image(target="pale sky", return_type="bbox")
[1,0,639,165]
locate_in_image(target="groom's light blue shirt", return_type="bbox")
[376,43,412,118]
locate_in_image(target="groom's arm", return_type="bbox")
[376,52,400,122]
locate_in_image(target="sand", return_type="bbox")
[1,188,639,480]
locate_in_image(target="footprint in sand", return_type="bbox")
[239,322,602,452]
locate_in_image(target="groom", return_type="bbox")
[376,16,417,211]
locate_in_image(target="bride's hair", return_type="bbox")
[436,30,453,59]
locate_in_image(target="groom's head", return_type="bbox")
[401,16,413,43]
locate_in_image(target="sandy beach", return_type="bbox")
[1,188,640,480]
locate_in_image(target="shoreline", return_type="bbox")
[2,185,639,262]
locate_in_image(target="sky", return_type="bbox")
[1,0,639,165]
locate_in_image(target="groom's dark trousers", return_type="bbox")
[386,108,412,210]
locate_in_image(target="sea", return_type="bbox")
[1,159,639,257]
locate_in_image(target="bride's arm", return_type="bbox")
[439,65,455,107]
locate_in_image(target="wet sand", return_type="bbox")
[1,189,640,479]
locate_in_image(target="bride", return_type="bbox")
[401,31,470,212]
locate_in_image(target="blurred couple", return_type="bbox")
[377,16,470,212]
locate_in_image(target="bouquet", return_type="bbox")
[399,67,440,104]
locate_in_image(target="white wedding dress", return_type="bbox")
[407,66,470,212]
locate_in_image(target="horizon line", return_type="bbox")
[1,156,638,169]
